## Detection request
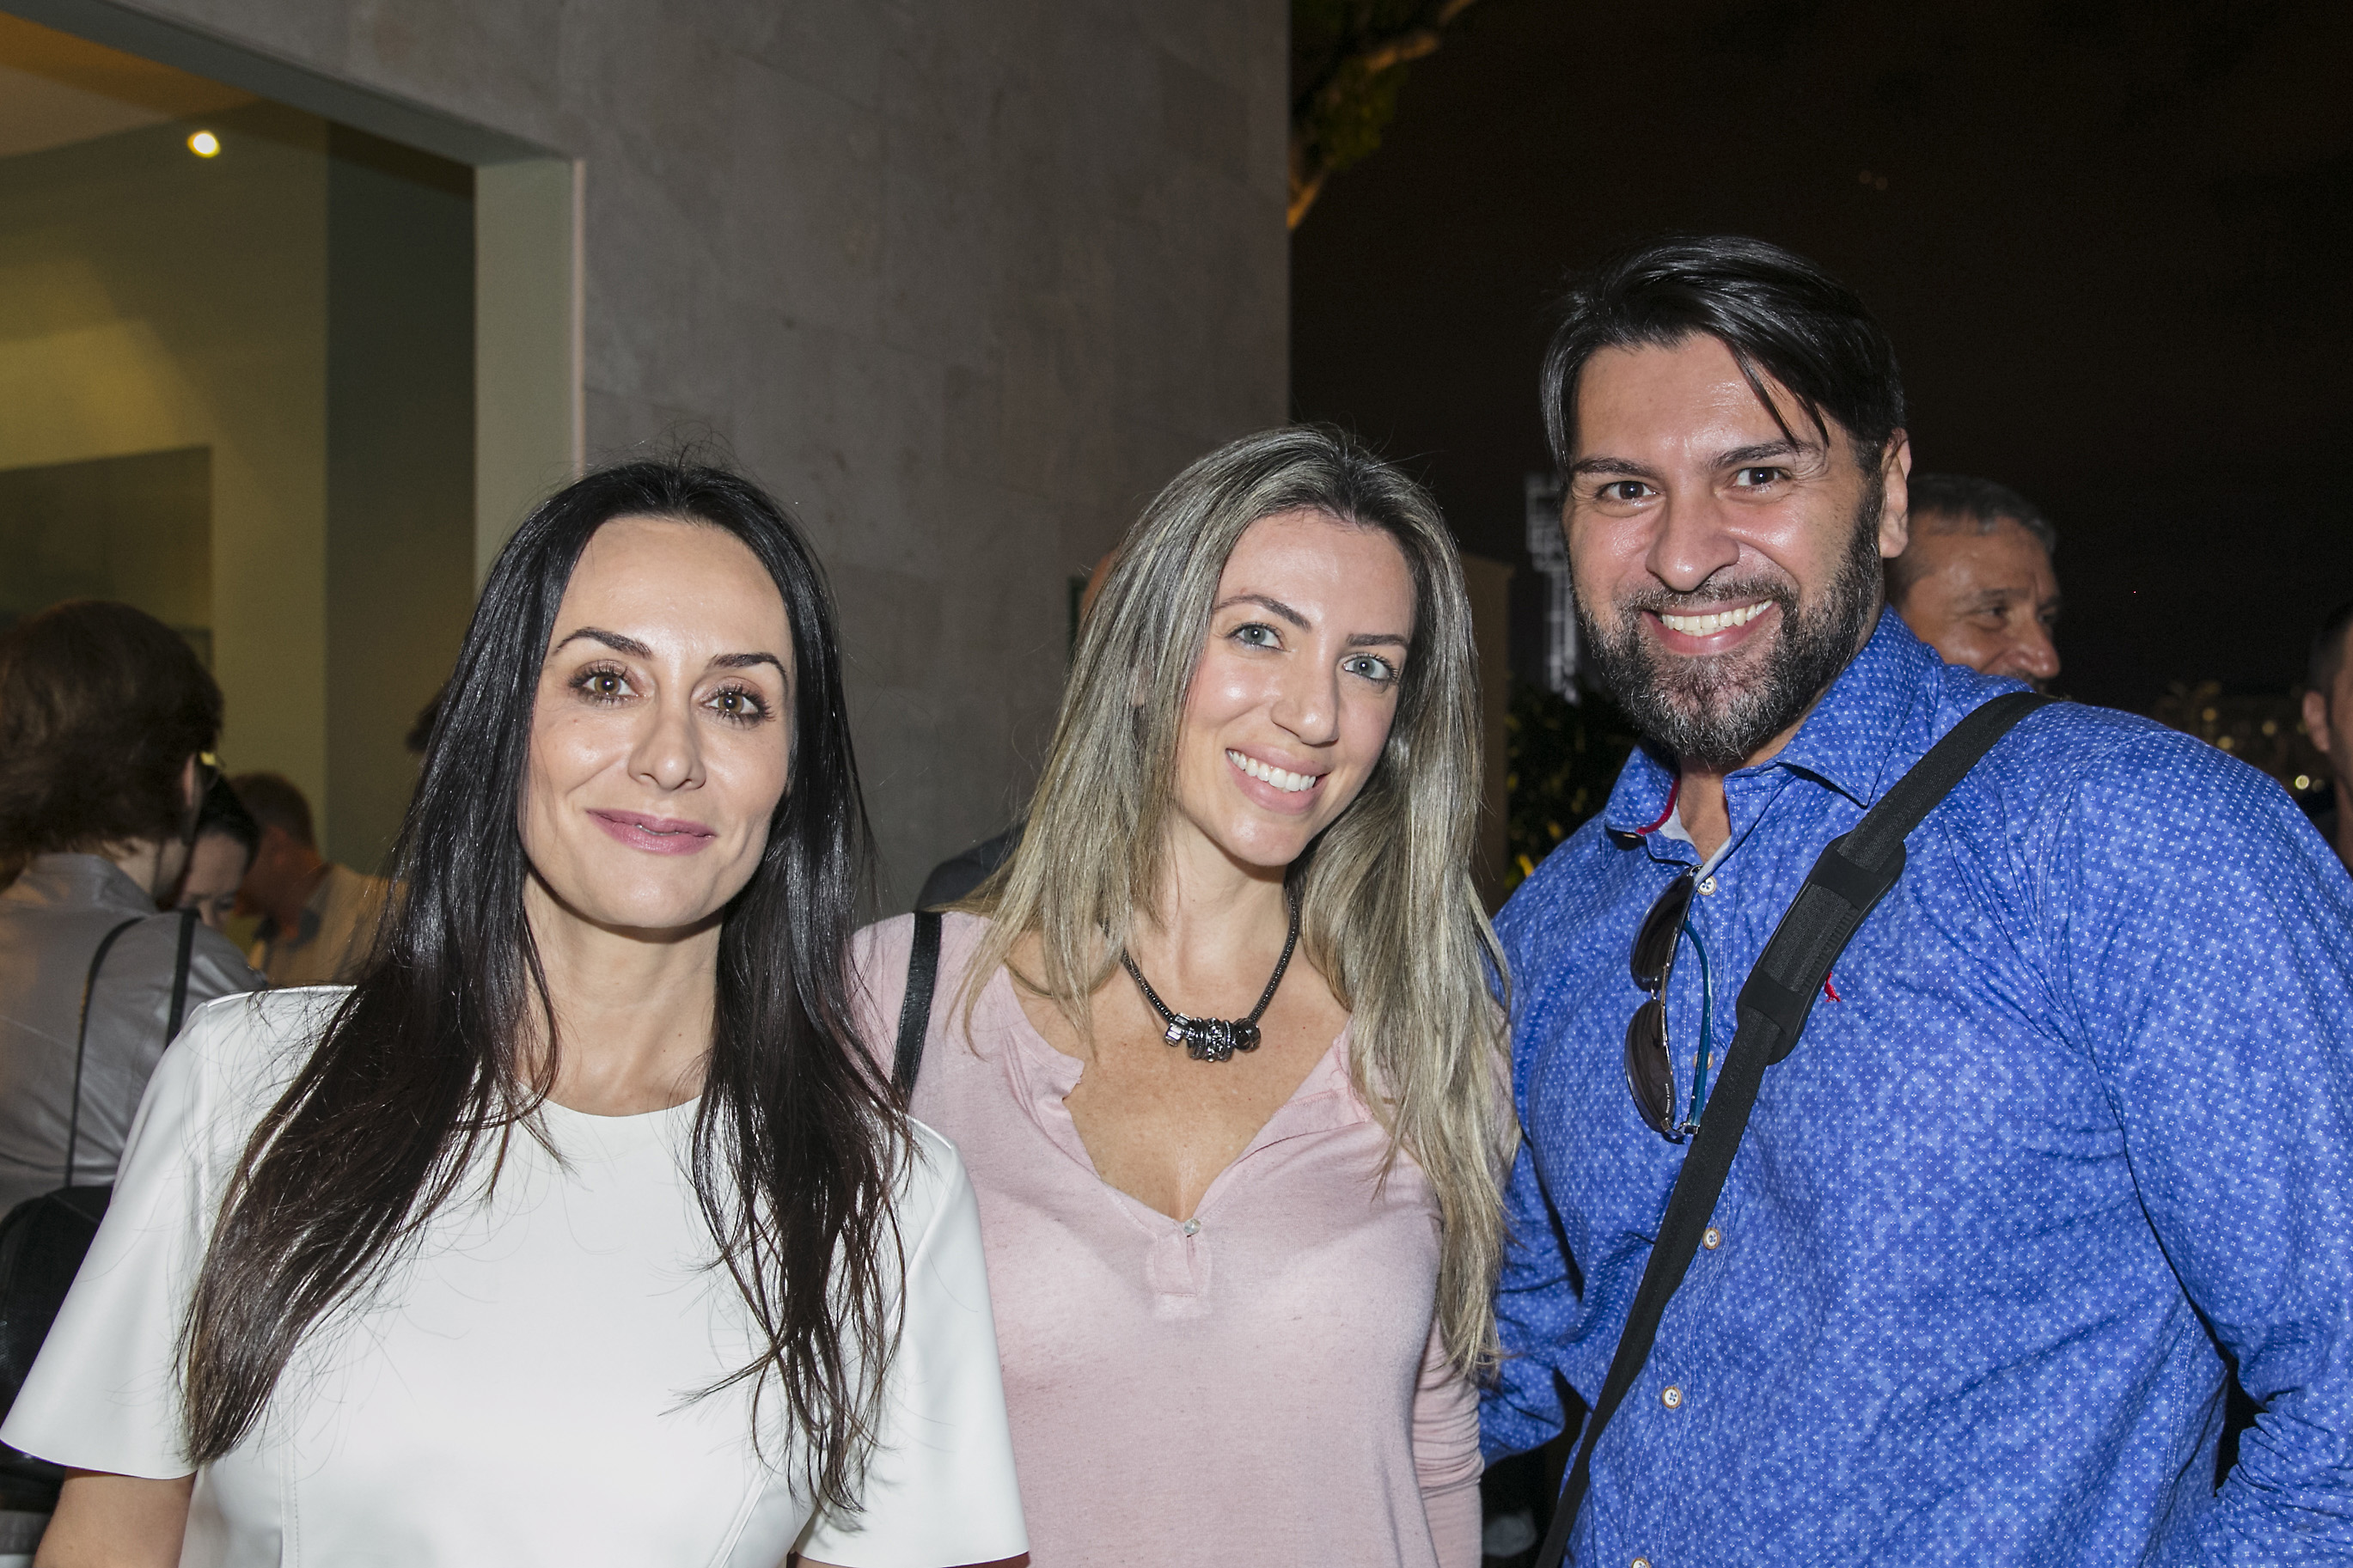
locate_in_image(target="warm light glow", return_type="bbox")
[2296,774,2313,790]
[187,131,220,157]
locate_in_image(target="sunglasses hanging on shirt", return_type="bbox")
[1624,869,1718,1141]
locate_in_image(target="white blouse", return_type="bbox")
[1,990,1026,1568]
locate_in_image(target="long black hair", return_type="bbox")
[180,457,901,1511]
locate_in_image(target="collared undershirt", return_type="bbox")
[1652,801,1735,883]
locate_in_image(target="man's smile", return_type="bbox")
[1654,601,1773,637]
[1641,597,1784,659]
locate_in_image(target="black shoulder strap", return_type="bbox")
[65,917,144,1190]
[165,906,199,1043]
[894,908,944,1097]
[1537,690,2050,1567]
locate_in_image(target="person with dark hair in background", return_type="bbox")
[229,771,390,986]
[1885,473,2063,686]
[1490,236,2353,1564]
[175,776,260,935]
[6,461,1024,1566]
[0,601,261,1222]
[2300,596,2353,872]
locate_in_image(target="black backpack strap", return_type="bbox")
[894,908,945,1097]
[65,918,144,1190]
[165,907,199,1043]
[1537,690,2050,1566]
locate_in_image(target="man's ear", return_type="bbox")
[1877,431,1912,561]
[2303,688,2333,758]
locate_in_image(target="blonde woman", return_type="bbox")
[854,427,1509,1567]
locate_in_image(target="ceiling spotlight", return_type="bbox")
[188,131,220,158]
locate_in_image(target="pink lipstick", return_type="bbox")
[588,809,718,856]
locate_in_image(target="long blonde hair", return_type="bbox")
[960,425,1513,1375]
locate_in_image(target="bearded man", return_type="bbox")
[1486,236,2353,1565]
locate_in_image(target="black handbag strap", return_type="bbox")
[894,908,944,1096]
[165,906,198,1043]
[64,918,143,1191]
[63,907,199,1192]
[1537,689,2050,1567]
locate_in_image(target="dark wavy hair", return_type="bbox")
[191,774,260,860]
[1541,234,1906,472]
[180,457,902,1511]
[0,600,222,888]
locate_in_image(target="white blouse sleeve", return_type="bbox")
[798,1126,1026,1568]
[0,997,250,1478]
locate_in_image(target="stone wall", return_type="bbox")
[111,0,1290,904]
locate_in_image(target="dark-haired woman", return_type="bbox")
[174,775,260,934]
[5,462,1026,1566]
[0,601,260,1222]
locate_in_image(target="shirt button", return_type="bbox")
[1697,876,1717,894]
[1181,1218,1200,1236]
[1660,1385,1684,1410]
[1702,1226,1722,1250]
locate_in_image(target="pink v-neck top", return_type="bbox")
[852,912,1481,1568]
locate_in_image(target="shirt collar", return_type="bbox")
[1598,743,1679,841]
[15,852,160,917]
[1765,611,1942,808]
[1601,609,1942,836]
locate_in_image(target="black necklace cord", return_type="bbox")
[1121,886,1301,1063]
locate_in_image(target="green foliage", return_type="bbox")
[1291,0,1439,177]
[1506,682,1643,892]
[1311,60,1405,174]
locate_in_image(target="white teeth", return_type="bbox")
[1227,750,1317,793]
[1659,601,1771,636]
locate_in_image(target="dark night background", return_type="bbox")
[1291,0,2353,717]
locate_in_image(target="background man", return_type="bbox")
[2301,597,2353,871]
[231,772,390,985]
[1885,472,2061,685]
[1488,235,2353,1564]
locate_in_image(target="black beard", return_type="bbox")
[1576,485,1886,772]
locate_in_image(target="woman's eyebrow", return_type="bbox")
[553,626,651,657]
[1345,631,1409,649]
[1213,593,1311,630]
[709,651,786,674]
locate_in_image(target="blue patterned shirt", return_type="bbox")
[1487,613,2353,1565]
